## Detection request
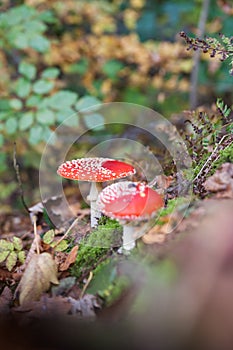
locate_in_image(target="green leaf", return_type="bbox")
[12,237,23,251]
[5,5,36,26]
[9,98,23,110]
[41,68,60,79]
[48,91,78,110]
[75,96,101,112]
[33,79,54,94]
[15,78,31,98]
[87,260,117,295]
[36,109,55,125]
[26,95,41,108]
[41,126,55,143]
[0,250,9,264]
[6,251,17,271]
[19,112,34,131]
[29,125,43,145]
[29,35,50,52]
[18,250,26,264]
[5,117,17,134]
[43,230,55,244]
[19,61,36,80]
[52,240,68,252]
[25,20,46,33]
[0,239,14,251]
[102,60,124,79]
[0,112,10,121]
[56,108,76,123]
[0,100,11,111]
[68,59,89,74]
[38,10,57,24]
[83,113,105,130]
[13,35,29,49]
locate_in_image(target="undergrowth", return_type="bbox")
[183,99,233,195]
[71,218,122,280]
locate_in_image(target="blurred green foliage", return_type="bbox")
[0,0,232,206]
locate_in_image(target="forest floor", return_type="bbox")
[0,162,233,349]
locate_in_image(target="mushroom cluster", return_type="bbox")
[57,157,136,227]
[57,157,164,251]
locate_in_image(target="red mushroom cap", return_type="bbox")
[57,158,135,182]
[97,181,164,220]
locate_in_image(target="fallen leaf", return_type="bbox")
[18,252,59,306]
[59,245,79,271]
[204,163,233,198]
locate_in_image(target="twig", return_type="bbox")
[13,142,29,213]
[190,0,210,108]
[53,216,80,249]
[80,271,93,299]
[32,215,40,255]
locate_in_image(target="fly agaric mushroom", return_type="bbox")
[57,158,135,227]
[97,181,164,251]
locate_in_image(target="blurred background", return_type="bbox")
[0,0,232,210]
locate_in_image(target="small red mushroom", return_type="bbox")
[97,181,164,250]
[57,158,136,227]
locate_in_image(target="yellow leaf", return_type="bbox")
[12,236,23,251]
[42,230,55,244]
[0,250,9,264]
[0,239,14,251]
[19,252,59,306]
[6,251,17,271]
[18,250,26,264]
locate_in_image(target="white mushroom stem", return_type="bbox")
[122,223,136,251]
[120,221,151,252]
[87,182,101,228]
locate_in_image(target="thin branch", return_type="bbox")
[13,142,29,213]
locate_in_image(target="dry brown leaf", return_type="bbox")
[59,245,79,272]
[18,252,59,306]
[142,223,171,244]
[204,163,233,198]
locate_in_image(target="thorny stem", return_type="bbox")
[192,134,231,183]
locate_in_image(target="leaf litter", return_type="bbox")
[18,252,59,305]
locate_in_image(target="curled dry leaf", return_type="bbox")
[59,245,79,272]
[18,252,59,306]
[204,163,233,198]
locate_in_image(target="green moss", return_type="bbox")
[71,218,122,279]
